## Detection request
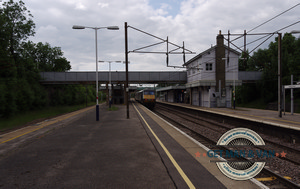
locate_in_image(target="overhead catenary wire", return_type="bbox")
[187,5,300,83]
[248,33,275,54]
[231,20,300,54]
[274,20,300,33]
[231,3,300,43]
[127,24,195,68]
[128,25,194,54]
[247,3,300,34]
[238,34,273,49]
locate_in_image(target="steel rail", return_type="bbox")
[157,103,300,165]
[155,103,300,188]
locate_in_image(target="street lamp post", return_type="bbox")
[220,30,300,117]
[278,30,300,117]
[72,25,119,121]
[99,61,125,108]
[290,31,300,116]
[278,32,282,117]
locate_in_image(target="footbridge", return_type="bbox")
[40,71,187,84]
[40,71,262,84]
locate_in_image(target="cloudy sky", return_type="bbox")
[23,0,300,72]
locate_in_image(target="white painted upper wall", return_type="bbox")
[186,47,240,84]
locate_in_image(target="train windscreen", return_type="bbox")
[144,91,155,95]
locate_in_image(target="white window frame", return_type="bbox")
[206,63,213,71]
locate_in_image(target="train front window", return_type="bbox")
[144,91,154,95]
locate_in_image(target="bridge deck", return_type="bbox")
[40,71,261,84]
[40,71,187,84]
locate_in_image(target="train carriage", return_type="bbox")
[135,89,156,109]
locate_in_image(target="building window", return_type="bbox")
[206,63,212,71]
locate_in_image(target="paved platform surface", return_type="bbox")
[0,103,262,188]
[134,102,261,189]
[0,104,174,188]
[157,101,300,131]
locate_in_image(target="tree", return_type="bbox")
[240,33,300,105]
[238,50,250,71]
[0,0,38,117]
[0,0,74,118]
[0,0,35,62]
[53,57,71,72]
[18,41,71,72]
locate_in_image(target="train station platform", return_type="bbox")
[0,103,263,188]
[157,100,300,131]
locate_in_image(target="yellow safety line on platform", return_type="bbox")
[132,103,195,189]
[1,125,45,144]
[256,176,291,181]
[0,106,94,144]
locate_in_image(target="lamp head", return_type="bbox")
[107,26,119,30]
[72,25,85,29]
[290,30,300,34]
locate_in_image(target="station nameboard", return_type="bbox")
[284,85,300,89]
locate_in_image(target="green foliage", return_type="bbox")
[108,106,119,111]
[46,85,96,106]
[0,0,35,61]
[236,83,259,104]
[31,82,47,109]
[238,50,250,71]
[0,0,73,118]
[53,57,71,72]
[0,102,96,132]
[3,79,17,117]
[18,41,71,71]
[238,33,300,106]
[16,80,34,111]
[0,83,5,114]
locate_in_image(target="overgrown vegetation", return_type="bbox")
[236,33,300,109]
[0,0,99,120]
[0,102,96,132]
[108,106,119,111]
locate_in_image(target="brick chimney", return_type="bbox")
[215,30,225,93]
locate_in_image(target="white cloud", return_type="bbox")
[37,25,58,33]
[98,2,109,8]
[24,0,300,71]
[34,25,60,45]
[75,2,87,10]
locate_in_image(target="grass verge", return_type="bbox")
[0,102,97,132]
[107,106,119,111]
[236,98,267,110]
[237,98,300,113]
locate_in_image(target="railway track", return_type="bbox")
[156,104,300,166]
[154,103,300,189]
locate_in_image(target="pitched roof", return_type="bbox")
[183,45,241,66]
